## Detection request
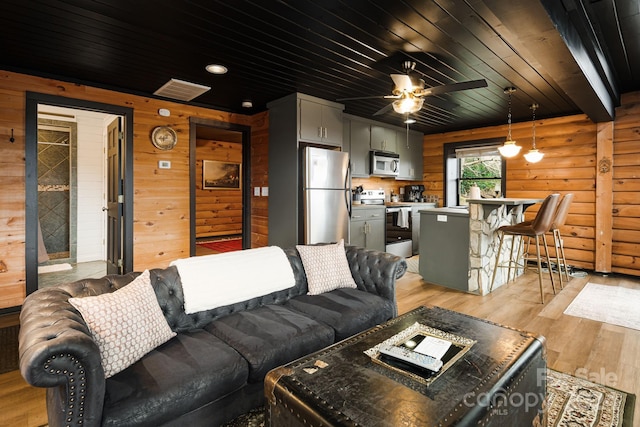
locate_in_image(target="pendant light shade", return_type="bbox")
[523,103,544,163]
[498,87,521,158]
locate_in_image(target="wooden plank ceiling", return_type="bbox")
[1,0,639,134]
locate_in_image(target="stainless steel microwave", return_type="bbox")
[370,150,400,177]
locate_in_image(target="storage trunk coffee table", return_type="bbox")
[265,306,546,426]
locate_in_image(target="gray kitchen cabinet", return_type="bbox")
[299,97,344,146]
[350,207,385,252]
[370,125,397,153]
[419,208,470,291]
[396,129,424,180]
[410,203,436,254]
[347,118,371,177]
[267,92,345,247]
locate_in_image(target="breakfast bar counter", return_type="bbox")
[419,198,542,295]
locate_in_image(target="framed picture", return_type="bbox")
[203,160,241,189]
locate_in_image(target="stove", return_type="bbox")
[358,189,386,205]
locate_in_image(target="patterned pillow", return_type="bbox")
[69,270,176,378]
[296,239,357,295]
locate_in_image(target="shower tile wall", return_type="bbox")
[37,121,78,262]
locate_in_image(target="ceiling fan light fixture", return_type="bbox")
[392,97,423,114]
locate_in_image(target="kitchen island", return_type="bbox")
[419,198,542,294]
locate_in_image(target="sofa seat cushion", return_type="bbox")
[286,288,395,341]
[101,329,248,427]
[205,305,334,382]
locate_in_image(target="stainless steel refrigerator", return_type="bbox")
[303,146,350,244]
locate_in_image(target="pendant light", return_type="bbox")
[524,103,544,163]
[498,87,521,158]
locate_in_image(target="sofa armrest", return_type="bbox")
[19,273,138,427]
[345,246,407,316]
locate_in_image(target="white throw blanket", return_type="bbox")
[170,246,296,314]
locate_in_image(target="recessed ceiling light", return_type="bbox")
[205,64,228,74]
[404,118,416,124]
[242,100,253,108]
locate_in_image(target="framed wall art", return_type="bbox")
[203,160,241,189]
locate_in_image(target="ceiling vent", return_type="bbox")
[153,78,211,101]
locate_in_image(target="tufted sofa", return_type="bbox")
[19,246,406,427]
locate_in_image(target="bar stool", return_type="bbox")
[549,193,574,288]
[490,193,560,303]
[519,193,574,289]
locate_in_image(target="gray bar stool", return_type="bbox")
[490,193,560,303]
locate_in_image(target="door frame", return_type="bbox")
[189,117,251,256]
[25,92,134,296]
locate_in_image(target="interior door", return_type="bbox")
[106,118,123,274]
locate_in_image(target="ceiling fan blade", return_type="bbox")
[336,95,388,101]
[373,102,394,116]
[390,74,413,92]
[419,79,488,96]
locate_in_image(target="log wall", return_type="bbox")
[195,139,243,239]
[611,92,640,276]
[0,70,268,309]
[422,101,640,276]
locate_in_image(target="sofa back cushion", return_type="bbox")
[151,247,310,332]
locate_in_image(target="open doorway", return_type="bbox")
[189,118,251,256]
[25,93,134,295]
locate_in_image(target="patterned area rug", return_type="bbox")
[564,283,640,331]
[547,369,635,427]
[222,369,634,426]
[196,238,243,253]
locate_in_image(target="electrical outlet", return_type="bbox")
[261,186,269,196]
[254,187,261,196]
[158,160,171,169]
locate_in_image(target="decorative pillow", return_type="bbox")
[296,239,357,295]
[69,270,176,378]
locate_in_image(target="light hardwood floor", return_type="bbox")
[1,269,639,426]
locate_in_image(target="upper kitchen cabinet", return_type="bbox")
[370,125,397,153]
[396,129,424,180]
[299,95,344,146]
[268,92,345,148]
[345,116,371,177]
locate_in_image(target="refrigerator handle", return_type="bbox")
[345,159,352,217]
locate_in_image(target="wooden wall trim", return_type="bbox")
[595,121,614,272]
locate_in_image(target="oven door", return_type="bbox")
[385,207,412,244]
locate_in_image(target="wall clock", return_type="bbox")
[151,126,178,150]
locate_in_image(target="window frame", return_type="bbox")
[443,138,507,207]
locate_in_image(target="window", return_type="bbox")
[444,141,506,207]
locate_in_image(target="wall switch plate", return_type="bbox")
[261,186,269,196]
[437,215,448,222]
[254,187,261,196]
[158,160,171,169]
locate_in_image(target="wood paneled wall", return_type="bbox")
[422,101,640,276]
[195,139,243,239]
[0,70,267,309]
[611,92,640,276]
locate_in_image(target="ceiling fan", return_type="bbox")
[338,60,488,117]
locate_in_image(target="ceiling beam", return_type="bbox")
[482,0,617,123]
